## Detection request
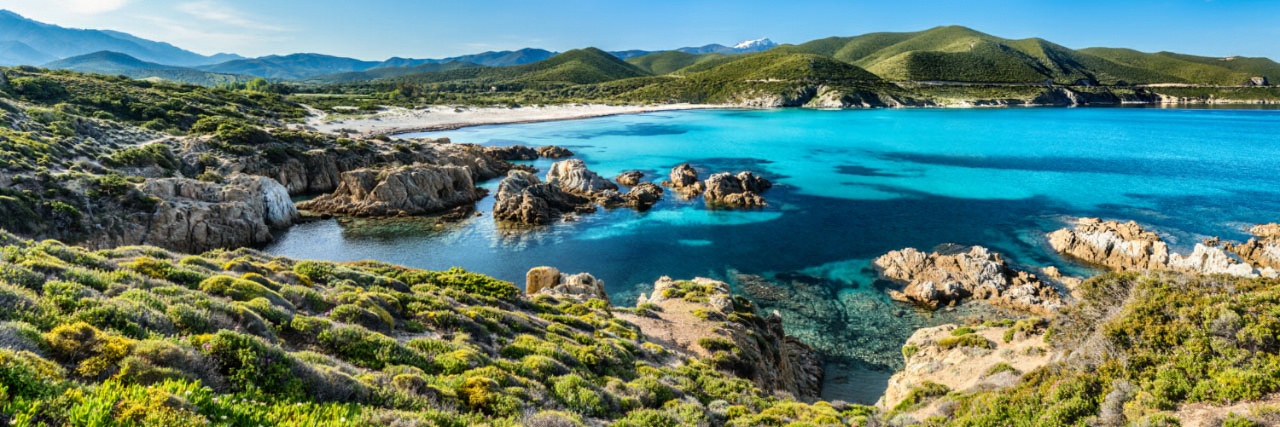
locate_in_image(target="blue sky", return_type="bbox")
[1,0,1277,60]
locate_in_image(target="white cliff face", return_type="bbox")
[259,176,299,228]
[1168,244,1258,277]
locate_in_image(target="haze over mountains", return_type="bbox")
[2,9,1277,90]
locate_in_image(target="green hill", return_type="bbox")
[617,51,886,104]
[44,51,254,87]
[625,51,725,75]
[1078,47,1255,85]
[305,61,483,84]
[397,48,650,86]
[1153,52,1280,83]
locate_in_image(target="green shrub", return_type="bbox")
[937,333,994,350]
[893,381,950,412]
[551,374,608,416]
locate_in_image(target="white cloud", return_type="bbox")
[42,0,129,14]
[175,0,287,32]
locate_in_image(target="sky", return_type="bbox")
[0,0,1277,61]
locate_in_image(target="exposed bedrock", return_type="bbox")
[546,159,618,195]
[1048,218,1278,278]
[873,246,1065,315]
[536,145,574,159]
[704,171,772,208]
[492,170,591,225]
[523,266,608,301]
[663,163,705,198]
[1226,223,1280,270]
[224,142,510,196]
[483,145,538,161]
[615,170,644,187]
[623,276,823,401]
[90,174,298,253]
[296,164,486,217]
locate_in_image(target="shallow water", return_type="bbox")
[265,107,1280,402]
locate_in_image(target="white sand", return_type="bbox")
[305,103,733,137]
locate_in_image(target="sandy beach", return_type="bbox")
[306,103,733,137]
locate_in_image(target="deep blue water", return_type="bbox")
[264,107,1280,402]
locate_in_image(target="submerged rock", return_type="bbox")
[536,145,573,159]
[297,164,486,217]
[623,277,823,401]
[1048,218,1274,278]
[615,170,645,187]
[873,246,1064,315]
[704,172,771,208]
[524,267,608,301]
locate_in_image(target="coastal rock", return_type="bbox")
[703,172,770,208]
[623,183,664,210]
[615,170,644,187]
[1046,218,1170,271]
[664,163,705,197]
[483,145,538,161]
[879,323,1053,413]
[1049,218,1269,277]
[545,159,618,195]
[297,164,485,217]
[623,277,823,401]
[492,170,590,225]
[874,246,1064,315]
[115,174,298,253]
[536,145,573,159]
[524,267,608,301]
[1227,223,1280,270]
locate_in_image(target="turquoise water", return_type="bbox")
[265,107,1280,402]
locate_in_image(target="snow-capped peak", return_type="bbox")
[733,38,777,51]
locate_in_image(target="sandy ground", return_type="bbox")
[304,103,733,137]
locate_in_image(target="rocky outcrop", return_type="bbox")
[874,246,1064,315]
[546,159,618,195]
[221,142,511,196]
[492,170,591,225]
[1048,218,1276,278]
[90,174,298,253]
[483,145,538,161]
[622,277,823,401]
[1227,224,1280,270]
[537,145,573,159]
[615,170,644,187]
[704,171,772,208]
[663,163,705,198]
[524,266,608,301]
[879,323,1052,414]
[623,183,663,210]
[296,164,485,217]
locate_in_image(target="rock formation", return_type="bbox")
[879,323,1052,416]
[536,145,573,159]
[623,183,663,210]
[545,159,618,195]
[663,163,705,198]
[492,170,591,225]
[615,170,644,187]
[1227,224,1280,270]
[524,266,608,301]
[92,174,298,253]
[622,277,823,401]
[296,164,485,217]
[873,246,1064,315]
[1048,218,1277,278]
[483,145,538,161]
[703,171,772,208]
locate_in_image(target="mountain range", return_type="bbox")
[1,9,1277,91]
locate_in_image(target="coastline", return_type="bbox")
[306,103,738,137]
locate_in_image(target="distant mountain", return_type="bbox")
[733,38,777,51]
[611,38,778,61]
[0,40,55,66]
[44,51,253,86]
[306,61,484,83]
[196,53,382,80]
[0,10,232,66]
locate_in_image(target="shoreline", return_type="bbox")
[306,103,738,137]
